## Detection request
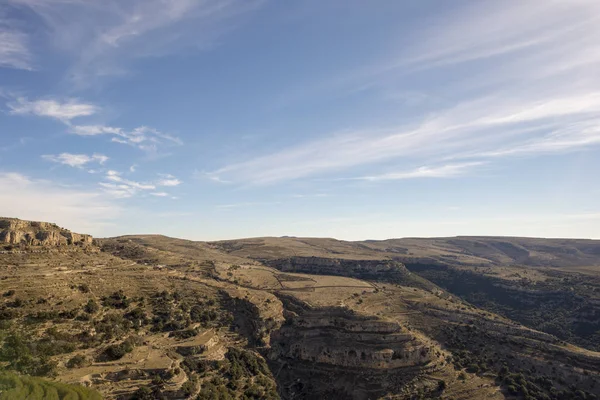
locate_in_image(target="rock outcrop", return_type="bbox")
[265,256,435,289]
[0,217,93,247]
[266,296,437,399]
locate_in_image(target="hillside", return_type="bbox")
[0,218,599,399]
[211,235,600,269]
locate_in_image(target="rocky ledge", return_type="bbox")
[0,217,93,247]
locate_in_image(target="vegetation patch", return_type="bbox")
[0,371,102,400]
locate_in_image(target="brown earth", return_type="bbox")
[1,218,599,400]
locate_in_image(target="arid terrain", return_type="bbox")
[1,217,599,399]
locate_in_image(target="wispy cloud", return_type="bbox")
[291,193,330,198]
[401,1,600,75]
[156,173,182,187]
[8,97,98,122]
[105,170,155,190]
[5,96,180,156]
[210,0,600,186]
[216,201,281,209]
[194,170,230,184]
[356,162,484,182]
[71,125,182,153]
[42,152,108,168]
[0,137,30,153]
[0,29,32,70]
[98,170,181,198]
[7,0,264,85]
[0,172,120,233]
[70,125,120,136]
[210,92,600,185]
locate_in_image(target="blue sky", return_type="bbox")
[1,0,599,240]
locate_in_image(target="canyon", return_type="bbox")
[0,218,599,399]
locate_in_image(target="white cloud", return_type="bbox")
[104,170,155,190]
[70,125,121,136]
[217,201,281,209]
[42,153,108,168]
[156,173,182,187]
[211,6,600,188]
[214,1,600,186]
[71,125,182,152]
[194,170,230,184]
[291,193,330,198]
[356,162,484,182]
[0,29,32,70]
[98,182,136,199]
[8,97,98,122]
[7,0,264,85]
[401,1,600,75]
[0,172,120,234]
[210,91,600,185]
[99,170,181,198]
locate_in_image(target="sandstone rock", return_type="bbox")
[0,217,93,247]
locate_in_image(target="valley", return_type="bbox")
[0,218,599,399]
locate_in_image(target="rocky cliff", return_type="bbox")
[265,296,437,399]
[0,217,93,247]
[265,256,435,290]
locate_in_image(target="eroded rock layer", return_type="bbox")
[0,217,93,247]
[266,296,436,399]
[264,256,432,289]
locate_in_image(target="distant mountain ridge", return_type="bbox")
[210,235,600,269]
[3,216,600,267]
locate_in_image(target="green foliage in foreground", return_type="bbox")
[0,371,102,399]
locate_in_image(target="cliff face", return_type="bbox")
[264,256,436,290]
[265,296,437,399]
[0,218,93,247]
[406,263,600,351]
[266,257,408,282]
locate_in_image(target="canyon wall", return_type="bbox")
[264,296,437,399]
[0,218,93,247]
[264,256,434,290]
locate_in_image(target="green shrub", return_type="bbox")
[78,284,90,293]
[100,336,141,361]
[27,310,59,322]
[124,307,148,327]
[0,308,19,321]
[94,313,132,340]
[66,354,91,369]
[170,328,198,339]
[102,290,131,309]
[132,386,165,400]
[0,332,77,377]
[7,298,24,308]
[181,380,196,397]
[0,370,102,400]
[84,299,99,314]
[438,380,447,391]
[58,309,79,319]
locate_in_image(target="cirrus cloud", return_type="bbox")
[8,97,98,122]
[42,152,109,168]
[0,29,32,70]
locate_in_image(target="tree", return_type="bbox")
[438,380,447,391]
[84,299,99,314]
